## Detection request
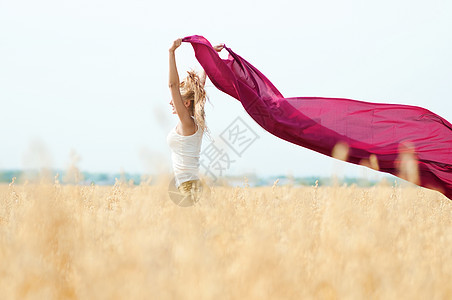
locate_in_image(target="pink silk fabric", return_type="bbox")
[183,35,452,200]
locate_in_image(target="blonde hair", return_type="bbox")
[180,70,208,133]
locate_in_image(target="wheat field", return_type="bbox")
[0,176,451,300]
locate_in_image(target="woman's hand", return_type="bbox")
[213,44,224,52]
[169,38,182,52]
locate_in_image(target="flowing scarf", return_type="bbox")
[183,35,452,200]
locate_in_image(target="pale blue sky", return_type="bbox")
[1,0,451,179]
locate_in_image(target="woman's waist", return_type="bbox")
[170,150,201,160]
[171,157,201,167]
[172,159,200,170]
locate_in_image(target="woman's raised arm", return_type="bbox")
[199,43,224,87]
[168,38,192,127]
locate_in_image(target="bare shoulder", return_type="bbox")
[177,119,197,136]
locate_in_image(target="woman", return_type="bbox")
[166,38,223,205]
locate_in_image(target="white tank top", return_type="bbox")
[166,118,203,188]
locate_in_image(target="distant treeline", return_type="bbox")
[0,169,143,186]
[0,169,396,187]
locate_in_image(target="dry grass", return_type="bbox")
[1,177,451,299]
